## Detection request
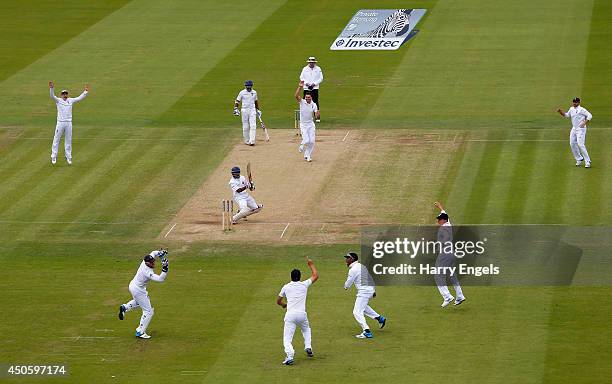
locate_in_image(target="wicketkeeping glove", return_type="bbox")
[307,84,314,91]
[162,259,169,273]
[233,107,240,116]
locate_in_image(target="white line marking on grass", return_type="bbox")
[342,130,350,142]
[95,329,115,332]
[280,223,290,239]
[164,223,177,238]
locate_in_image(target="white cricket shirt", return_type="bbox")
[50,88,87,122]
[564,106,592,129]
[228,175,251,200]
[236,89,258,110]
[130,261,167,292]
[344,261,375,296]
[299,99,318,123]
[300,65,324,89]
[279,278,313,313]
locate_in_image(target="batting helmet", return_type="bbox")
[231,166,241,174]
[244,80,253,87]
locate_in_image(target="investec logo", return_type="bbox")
[334,37,403,50]
[330,9,427,51]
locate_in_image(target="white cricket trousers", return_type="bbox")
[241,108,257,144]
[51,121,72,160]
[435,253,464,300]
[353,293,379,331]
[569,127,590,163]
[283,311,312,359]
[300,122,316,158]
[232,195,261,222]
[123,284,155,334]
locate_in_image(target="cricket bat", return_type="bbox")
[246,162,255,190]
[258,115,270,142]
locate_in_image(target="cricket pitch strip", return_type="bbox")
[161,129,464,244]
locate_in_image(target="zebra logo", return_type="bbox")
[351,9,411,38]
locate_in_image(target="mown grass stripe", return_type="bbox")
[461,131,508,224]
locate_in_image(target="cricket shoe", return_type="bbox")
[575,159,583,166]
[377,316,386,329]
[355,330,373,339]
[305,348,314,357]
[118,305,126,320]
[135,331,151,339]
[298,144,304,153]
[306,156,312,162]
[585,162,591,168]
[441,297,454,308]
[282,358,294,365]
[51,157,57,165]
[66,158,72,165]
[454,297,466,306]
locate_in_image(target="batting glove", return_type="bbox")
[233,108,240,116]
[257,109,262,118]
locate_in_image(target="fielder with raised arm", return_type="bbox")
[343,252,386,339]
[49,81,89,165]
[234,80,262,146]
[118,249,169,339]
[295,81,320,162]
[434,202,466,308]
[277,257,319,365]
[557,97,593,168]
[228,166,263,224]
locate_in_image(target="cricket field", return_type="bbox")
[1,0,611,383]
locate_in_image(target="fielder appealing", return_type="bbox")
[228,166,263,224]
[343,252,386,339]
[295,81,320,162]
[557,97,593,168]
[49,81,89,165]
[118,249,169,339]
[234,80,262,146]
[277,257,319,365]
[299,56,323,123]
[434,202,466,308]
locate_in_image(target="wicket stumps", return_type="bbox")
[222,199,233,231]
[294,110,301,136]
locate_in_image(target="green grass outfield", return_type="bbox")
[1,0,611,383]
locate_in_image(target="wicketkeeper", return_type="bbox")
[118,249,169,339]
[234,80,262,146]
